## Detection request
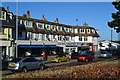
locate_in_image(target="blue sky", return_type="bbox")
[2,2,118,41]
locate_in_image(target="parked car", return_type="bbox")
[50,54,70,63]
[71,52,79,59]
[85,51,95,56]
[8,57,45,72]
[77,54,94,62]
[98,51,112,58]
[2,59,8,70]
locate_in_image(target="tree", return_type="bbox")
[108,1,120,33]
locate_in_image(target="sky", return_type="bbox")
[1,2,119,41]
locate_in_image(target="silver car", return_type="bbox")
[8,57,45,72]
[99,51,112,58]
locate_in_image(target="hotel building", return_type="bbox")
[14,11,100,57]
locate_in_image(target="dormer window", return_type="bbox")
[80,29,85,33]
[8,13,13,20]
[65,27,69,32]
[75,28,78,33]
[24,20,32,27]
[37,23,44,29]
[51,25,56,31]
[92,29,95,34]
[57,26,62,31]
[70,28,74,33]
[45,24,50,30]
[0,11,6,20]
[87,29,90,33]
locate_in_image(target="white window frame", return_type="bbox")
[0,11,6,20]
[51,25,56,31]
[75,28,78,33]
[84,36,88,41]
[79,36,82,41]
[24,20,33,27]
[87,29,91,33]
[70,28,74,33]
[45,24,51,30]
[65,27,69,32]
[80,29,85,33]
[37,23,44,29]
[92,29,95,34]
[57,26,62,31]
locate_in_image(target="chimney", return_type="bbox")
[23,14,26,17]
[26,11,30,18]
[54,18,59,23]
[6,6,9,12]
[83,22,88,26]
[41,15,47,21]
[42,15,44,18]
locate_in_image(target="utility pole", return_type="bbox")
[15,0,18,58]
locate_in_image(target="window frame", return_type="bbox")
[24,20,33,27]
[0,11,6,20]
[37,23,44,29]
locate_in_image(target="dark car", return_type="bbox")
[77,54,94,62]
[85,51,95,56]
[71,52,79,59]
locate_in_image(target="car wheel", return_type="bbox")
[22,67,27,73]
[39,65,44,70]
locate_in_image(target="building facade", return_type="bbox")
[14,11,100,57]
[0,7,15,58]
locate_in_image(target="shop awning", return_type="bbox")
[18,45,47,48]
[18,45,61,48]
[47,46,61,47]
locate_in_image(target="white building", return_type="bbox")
[98,41,120,50]
[14,11,100,57]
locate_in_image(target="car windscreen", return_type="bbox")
[56,55,63,57]
[10,58,22,62]
[101,52,106,54]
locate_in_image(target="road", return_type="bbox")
[2,56,119,76]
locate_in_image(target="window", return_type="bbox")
[24,20,33,27]
[37,23,44,29]
[84,36,88,41]
[87,29,90,33]
[45,24,50,30]
[65,28,69,32]
[58,35,62,41]
[79,36,82,41]
[0,11,6,20]
[92,29,95,34]
[57,26,62,31]
[70,28,74,33]
[51,25,56,31]
[75,29,78,33]
[42,34,45,41]
[8,13,13,20]
[18,19,22,26]
[80,29,85,33]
